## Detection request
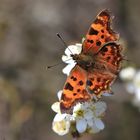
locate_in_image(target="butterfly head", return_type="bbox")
[71,54,95,70]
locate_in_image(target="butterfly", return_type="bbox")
[60,9,123,113]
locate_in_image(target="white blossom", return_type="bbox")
[133,71,140,106]
[62,44,82,75]
[51,102,61,113]
[51,91,74,135]
[73,101,106,134]
[51,90,62,113]
[51,99,107,136]
[119,67,136,81]
[120,67,140,108]
[57,90,62,101]
[52,89,107,136]
[52,113,71,135]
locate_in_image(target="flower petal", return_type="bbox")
[133,71,140,87]
[57,90,62,100]
[87,118,100,133]
[62,55,73,64]
[52,114,71,135]
[89,124,100,133]
[53,113,67,121]
[76,118,87,133]
[74,44,82,54]
[125,83,135,94]
[84,109,93,120]
[65,44,82,56]
[119,67,136,81]
[133,89,140,107]
[51,102,60,113]
[73,103,82,113]
[64,47,72,56]
[62,63,76,76]
[94,102,107,116]
[94,118,104,130]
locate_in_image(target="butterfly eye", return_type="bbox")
[71,54,79,61]
[71,54,74,57]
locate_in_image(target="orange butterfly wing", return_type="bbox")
[97,42,123,74]
[83,9,119,54]
[86,42,123,99]
[86,70,115,99]
[60,65,91,113]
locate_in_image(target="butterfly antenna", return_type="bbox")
[46,58,72,70]
[56,33,73,54]
[46,61,64,69]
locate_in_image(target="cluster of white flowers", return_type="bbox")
[51,44,108,136]
[51,91,107,136]
[119,66,140,107]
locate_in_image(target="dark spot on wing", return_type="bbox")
[101,30,104,33]
[73,78,77,81]
[90,40,94,43]
[86,80,93,86]
[71,76,77,81]
[90,78,94,81]
[71,76,74,79]
[64,82,73,91]
[106,56,111,61]
[101,35,104,39]
[97,78,101,82]
[94,19,104,26]
[96,41,101,46]
[77,89,81,92]
[87,39,94,43]
[79,80,84,86]
[89,27,99,35]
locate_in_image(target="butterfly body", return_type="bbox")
[60,9,123,113]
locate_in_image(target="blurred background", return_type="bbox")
[0,0,140,140]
